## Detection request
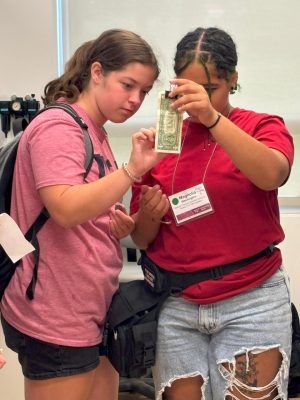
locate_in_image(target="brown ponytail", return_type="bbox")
[43,29,159,105]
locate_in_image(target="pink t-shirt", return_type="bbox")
[130,108,294,304]
[1,104,123,346]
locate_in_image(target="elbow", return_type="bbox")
[254,168,290,191]
[248,149,291,191]
[258,150,291,190]
[48,209,80,229]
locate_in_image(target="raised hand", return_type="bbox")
[127,128,166,178]
[169,78,216,126]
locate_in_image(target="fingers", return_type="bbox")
[168,79,215,123]
[170,78,193,86]
[132,127,156,143]
[139,185,170,221]
[140,184,151,195]
[115,203,127,212]
[172,94,208,114]
[139,185,161,207]
[109,210,135,239]
[169,81,207,107]
[129,125,169,177]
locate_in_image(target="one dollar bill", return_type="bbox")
[155,91,183,153]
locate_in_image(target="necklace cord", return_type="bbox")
[171,107,233,195]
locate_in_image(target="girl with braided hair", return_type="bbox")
[130,27,294,399]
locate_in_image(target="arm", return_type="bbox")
[131,185,170,249]
[203,117,290,191]
[39,129,164,228]
[39,168,135,228]
[169,79,290,191]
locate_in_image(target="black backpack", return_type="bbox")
[0,103,94,301]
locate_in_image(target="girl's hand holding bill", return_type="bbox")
[169,78,216,127]
[127,128,167,180]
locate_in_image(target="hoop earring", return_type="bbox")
[230,84,238,94]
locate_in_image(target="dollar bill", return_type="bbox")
[155,91,183,153]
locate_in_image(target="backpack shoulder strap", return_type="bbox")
[35,103,94,177]
[24,208,49,300]
[23,104,94,299]
[12,117,29,136]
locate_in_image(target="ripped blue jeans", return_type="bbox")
[153,267,292,400]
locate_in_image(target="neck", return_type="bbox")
[77,93,106,127]
[223,104,234,118]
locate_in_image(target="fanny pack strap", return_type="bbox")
[140,244,276,294]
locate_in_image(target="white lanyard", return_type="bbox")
[171,120,217,195]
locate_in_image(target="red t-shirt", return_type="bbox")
[130,108,294,304]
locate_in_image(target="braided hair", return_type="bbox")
[174,27,237,81]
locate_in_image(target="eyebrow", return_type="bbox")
[122,77,137,83]
[122,76,153,90]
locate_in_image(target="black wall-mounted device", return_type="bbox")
[0,94,40,137]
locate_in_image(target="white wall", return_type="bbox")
[0,1,299,399]
[0,1,57,398]
[66,0,300,121]
[0,0,57,146]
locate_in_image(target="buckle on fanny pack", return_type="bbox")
[210,266,224,280]
[143,266,156,289]
[139,252,167,294]
[265,244,275,257]
[169,286,183,296]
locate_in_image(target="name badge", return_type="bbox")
[169,183,213,225]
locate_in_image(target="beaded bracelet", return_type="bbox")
[122,162,142,183]
[206,112,222,129]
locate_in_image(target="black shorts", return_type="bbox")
[1,315,106,380]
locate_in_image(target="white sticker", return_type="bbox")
[0,213,35,263]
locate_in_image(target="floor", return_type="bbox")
[118,377,154,399]
[118,394,300,400]
[119,394,148,400]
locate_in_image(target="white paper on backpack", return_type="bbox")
[0,213,35,263]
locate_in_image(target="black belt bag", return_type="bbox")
[104,244,276,378]
[140,244,276,295]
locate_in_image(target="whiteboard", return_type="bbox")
[63,0,300,124]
